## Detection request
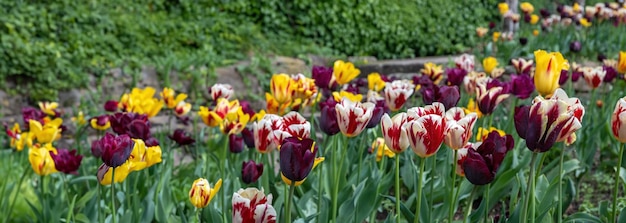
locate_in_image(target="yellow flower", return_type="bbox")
[265,93,290,115]
[498,3,509,15]
[573,3,581,13]
[332,91,363,103]
[476,127,506,141]
[421,62,444,85]
[333,60,361,85]
[530,14,539,24]
[189,178,222,208]
[251,109,267,122]
[29,119,62,144]
[198,98,240,127]
[618,51,626,74]
[98,162,134,185]
[533,29,540,36]
[463,98,483,119]
[520,2,534,14]
[72,111,87,126]
[29,143,58,176]
[119,87,164,117]
[492,32,501,42]
[128,139,162,171]
[280,157,324,186]
[90,116,111,131]
[534,50,568,97]
[482,57,499,74]
[371,137,395,162]
[38,102,59,116]
[579,18,592,27]
[174,101,192,117]
[368,72,386,91]
[292,74,319,107]
[160,87,188,109]
[220,107,250,135]
[476,27,488,37]
[270,73,297,105]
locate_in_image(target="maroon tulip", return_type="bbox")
[366,100,387,129]
[597,54,607,62]
[318,98,340,136]
[421,85,460,110]
[519,38,528,46]
[109,112,151,140]
[559,70,569,85]
[144,137,160,147]
[94,133,134,167]
[22,107,45,126]
[241,127,256,148]
[312,66,335,90]
[462,131,514,185]
[540,9,551,18]
[280,137,317,182]
[445,68,467,86]
[603,66,618,83]
[571,69,583,82]
[486,79,510,94]
[240,100,256,118]
[104,100,119,112]
[50,149,83,174]
[229,134,245,153]
[412,75,434,92]
[569,41,582,53]
[169,129,195,146]
[241,160,264,184]
[509,74,534,99]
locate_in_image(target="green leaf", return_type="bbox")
[75,190,97,209]
[381,194,414,223]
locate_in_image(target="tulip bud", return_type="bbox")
[229,134,245,153]
[50,148,83,174]
[96,133,134,168]
[189,178,222,208]
[280,137,318,185]
[169,129,195,146]
[570,41,582,53]
[241,161,263,184]
[104,100,119,112]
[241,127,256,148]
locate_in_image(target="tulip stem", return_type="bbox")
[355,134,367,223]
[331,135,339,223]
[414,157,426,223]
[448,150,459,223]
[612,143,625,223]
[40,175,47,221]
[483,184,490,223]
[4,165,30,222]
[464,186,477,222]
[370,155,387,223]
[429,155,436,221]
[286,182,296,223]
[111,168,116,223]
[195,208,201,223]
[522,152,537,223]
[395,155,402,223]
[558,145,566,223]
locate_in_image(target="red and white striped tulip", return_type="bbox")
[274,111,311,143]
[232,188,276,223]
[335,98,375,137]
[404,113,448,158]
[612,97,626,143]
[253,114,283,153]
[444,108,478,150]
[380,113,410,153]
[549,89,585,145]
[211,83,234,101]
[455,143,477,176]
[455,54,475,73]
[582,66,606,89]
[383,80,415,111]
[406,102,446,121]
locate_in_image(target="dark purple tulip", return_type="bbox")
[524,14,531,23]
[96,133,134,167]
[571,69,583,82]
[519,38,528,46]
[109,112,151,139]
[445,68,467,86]
[355,78,368,87]
[229,134,245,153]
[559,70,569,85]
[366,100,386,129]
[144,137,160,147]
[570,41,582,53]
[489,22,496,29]
[318,98,340,135]
[240,100,256,118]
[603,66,617,82]
[312,66,334,90]
[241,160,264,184]
[91,139,104,158]
[413,75,435,92]
[22,107,45,126]
[344,83,361,95]
[104,100,119,112]
[509,74,535,99]
[280,137,317,182]
[50,149,83,174]
[597,54,607,62]
[241,127,256,148]
[421,85,460,110]
[127,119,151,140]
[540,9,551,18]
[486,79,510,94]
[463,131,514,185]
[169,129,195,146]
[91,115,110,128]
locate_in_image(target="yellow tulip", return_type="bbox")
[368,72,386,91]
[29,119,62,144]
[161,87,188,109]
[189,178,222,208]
[573,3,581,13]
[533,29,540,36]
[265,93,290,115]
[270,73,296,105]
[421,62,444,85]
[520,2,534,14]
[530,14,539,24]
[332,91,363,103]
[29,143,58,176]
[579,18,592,27]
[482,57,499,74]
[220,107,251,135]
[371,137,395,162]
[119,87,164,117]
[72,111,87,126]
[618,51,626,74]
[476,27,488,37]
[333,60,361,85]
[38,102,59,116]
[463,98,483,119]
[492,32,501,42]
[498,3,509,15]
[534,50,568,97]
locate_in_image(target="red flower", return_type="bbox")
[94,133,134,167]
[380,112,410,153]
[335,98,375,137]
[232,188,276,223]
[50,149,83,174]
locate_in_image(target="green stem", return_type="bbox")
[196,208,201,223]
[111,168,116,223]
[355,135,367,223]
[4,167,29,222]
[370,153,388,223]
[558,145,566,223]
[429,156,436,221]
[414,157,426,223]
[483,184,490,223]
[286,182,296,223]
[221,137,228,223]
[331,135,339,223]
[464,186,477,223]
[395,155,401,223]
[40,175,46,221]
[612,143,625,223]
[63,174,73,222]
[522,153,538,223]
[448,150,459,223]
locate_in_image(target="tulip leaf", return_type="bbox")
[381,194,415,223]
[564,213,602,223]
[69,176,97,185]
[75,189,97,209]
[618,206,626,223]
[618,167,626,185]
[141,200,155,223]
[120,209,133,223]
[74,213,91,223]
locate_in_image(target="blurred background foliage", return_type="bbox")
[0,0,499,100]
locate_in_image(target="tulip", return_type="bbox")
[462,71,488,96]
[104,100,119,112]
[97,163,132,185]
[462,131,514,185]
[582,66,606,89]
[29,119,62,144]
[318,98,340,136]
[90,115,111,131]
[198,98,241,127]
[22,106,45,125]
[511,58,534,75]
[189,178,222,208]
[455,54,475,73]
[509,74,535,99]
[211,83,234,101]
[603,65,618,83]
[221,107,251,135]
[445,68,467,86]
[274,111,310,144]
[383,80,415,111]
[421,85,460,110]
[521,2,534,14]
[279,137,323,186]
[169,129,195,146]
[312,65,336,90]
[476,27,488,37]
[618,51,626,74]
[241,127,256,148]
[335,98,375,137]
[370,137,395,162]
[253,114,283,153]
[174,101,192,117]
[119,87,164,117]
[232,188,277,223]
[160,87,188,109]
[265,93,289,115]
[492,32,501,42]
[38,102,60,117]
[455,143,473,176]
[50,148,83,174]
[366,100,386,129]
[570,41,582,53]
[241,161,264,184]
[332,90,363,103]
[550,89,585,145]
[380,113,410,153]
[4,123,24,151]
[421,62,444,85]
[498,3,509,14]
[476,82,510,115]
[229,134,246,153]
[270,73,297,105]
[482,57,498,75]
[368,72,387,91]
[444,107,478,150]
[29,143,58,176]
[333,60,360,85]
[93,133,134,167]
[534,50,568,97]
[613,98,626,143]
[405,112,448,158]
